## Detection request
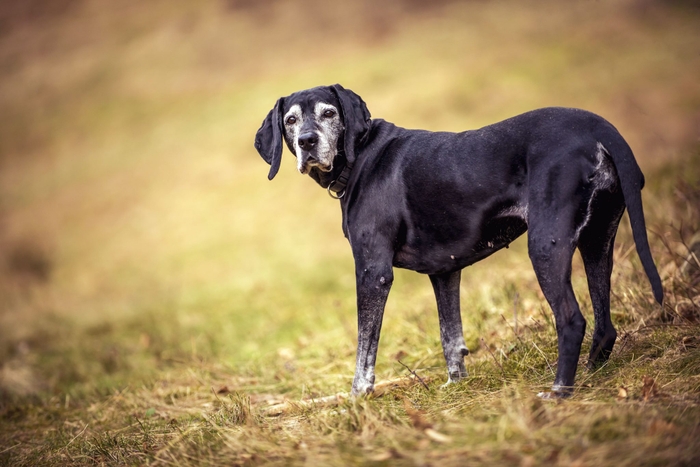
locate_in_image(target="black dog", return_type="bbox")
[255,84,663,398]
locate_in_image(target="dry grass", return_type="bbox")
[1,0,700,465]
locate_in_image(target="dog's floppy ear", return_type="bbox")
[331,84,371,165]
[254,97,285,180]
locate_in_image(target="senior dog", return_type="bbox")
[254,84,663,398]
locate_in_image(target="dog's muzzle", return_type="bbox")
[297,132,332,174]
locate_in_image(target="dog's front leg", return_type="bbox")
[351,257,393,396]
[430,271,470,384]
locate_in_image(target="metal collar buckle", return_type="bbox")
[326,162,352,200]
[327,180,345,199]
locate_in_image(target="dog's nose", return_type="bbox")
[298,132,318,150]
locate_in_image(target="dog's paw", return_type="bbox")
[537,386,573,400]
[440,370,468,389]
[351,381,374,397]
[440,379,460,389]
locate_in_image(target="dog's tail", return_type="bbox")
[599,130,663,305]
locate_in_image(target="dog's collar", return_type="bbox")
[327,123,370,199]
[327,158,353,200]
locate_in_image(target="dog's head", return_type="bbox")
[254,84,371,184]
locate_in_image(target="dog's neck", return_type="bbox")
[307,120,391,197]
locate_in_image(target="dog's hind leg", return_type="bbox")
[578,189,626,369]
[527,163,591,397]
[429,271,470,385]
[529,226,585,397]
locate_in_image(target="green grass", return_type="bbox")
[1,0,700,465]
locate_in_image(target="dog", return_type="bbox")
[255,84,663,398]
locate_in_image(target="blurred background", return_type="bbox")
[1,0,699,397]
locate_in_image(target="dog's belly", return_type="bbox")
[393,213,528,275]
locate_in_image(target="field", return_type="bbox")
[1,0,700,465]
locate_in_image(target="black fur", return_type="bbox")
[255,84,663,397]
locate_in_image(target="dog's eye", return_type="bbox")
[323,109,336,118]
[286,116,297,125]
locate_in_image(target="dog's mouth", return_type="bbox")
[299,155,333,174]
[300,164,333,175]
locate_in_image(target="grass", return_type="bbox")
[1,0,700,465]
